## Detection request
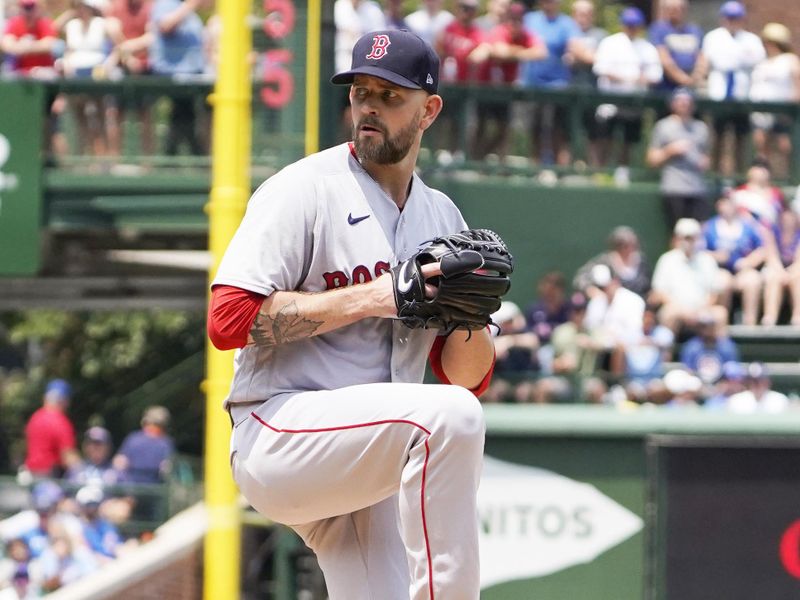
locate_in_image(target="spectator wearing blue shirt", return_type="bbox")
[624,303,674,385]
[37,524,97,592]
[113,406,174,485]
[703,193,766,325]
[18,481,65,560]
[0,481,84,578]
[76,486,122,562]
[149,0,206,155]
[113,406,174,521]
[648,0,703,92]
[679,313,739,385]
[522,0,580,165]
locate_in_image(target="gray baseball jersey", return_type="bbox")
[213,142,468,405]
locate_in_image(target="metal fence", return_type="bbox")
[31,77,800,181]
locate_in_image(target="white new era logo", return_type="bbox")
[426,74,434,85]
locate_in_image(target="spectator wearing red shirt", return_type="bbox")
[730,159,785,228]
[0,0,58,75]
[108,0,152,73]
[469,1,546,159]
[1,0,66,164]
[437,0,484,83]
[105,0,155,158]
[434,0,484,157]
[23,380,80,478]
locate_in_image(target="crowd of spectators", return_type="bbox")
[0,379,175,598]
[0,0,212,162]
[486,208,800,409]
[1,0,797,176]
[0,479,134,598]
[335,0,800,178]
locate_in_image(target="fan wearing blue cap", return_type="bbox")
[704,361,746,409]
[23,379,80,478]
[693,0,765,171]
[592,6,662,170]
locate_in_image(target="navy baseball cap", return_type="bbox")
[84,426,111,444]
[331,30,440,95]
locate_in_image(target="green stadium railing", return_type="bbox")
[434,83,800,179]
[31,78,800,179]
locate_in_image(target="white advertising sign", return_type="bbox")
[0,134,20,217]
[479,455,643,589]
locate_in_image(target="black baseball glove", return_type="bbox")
[390,229,514,333]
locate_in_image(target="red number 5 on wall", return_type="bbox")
[263,0,295,39]
[261,49,294,108]
[260,0,295,108]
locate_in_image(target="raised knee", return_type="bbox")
[437,386,485,442]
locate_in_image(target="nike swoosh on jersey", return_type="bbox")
[348,213,371,225]
[397,261,414,293]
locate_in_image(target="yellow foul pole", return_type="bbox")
[305,0,322,155]
[204,0,252,595]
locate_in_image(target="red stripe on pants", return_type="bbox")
[250,412,436,600]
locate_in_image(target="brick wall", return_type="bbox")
[651,0,800,41]
[743,0,800,44]
[114,548,202,600]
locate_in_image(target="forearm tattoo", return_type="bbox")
[250,300,323,347]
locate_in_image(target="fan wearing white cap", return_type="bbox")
[583,264,645,373]
[76,485,123,561]
[651,218,727,332]
[663,368,703,407]
[62,0,115,78]
[62,0,118,159]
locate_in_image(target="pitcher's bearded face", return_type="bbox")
[349,75,427,165]
[353,111,421,165]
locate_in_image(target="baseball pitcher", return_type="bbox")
[208,29,513,600]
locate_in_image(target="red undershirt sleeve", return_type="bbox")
[428,331,496,398]
[207,285,266,350]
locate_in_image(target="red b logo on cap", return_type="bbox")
[366,34,391,60]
